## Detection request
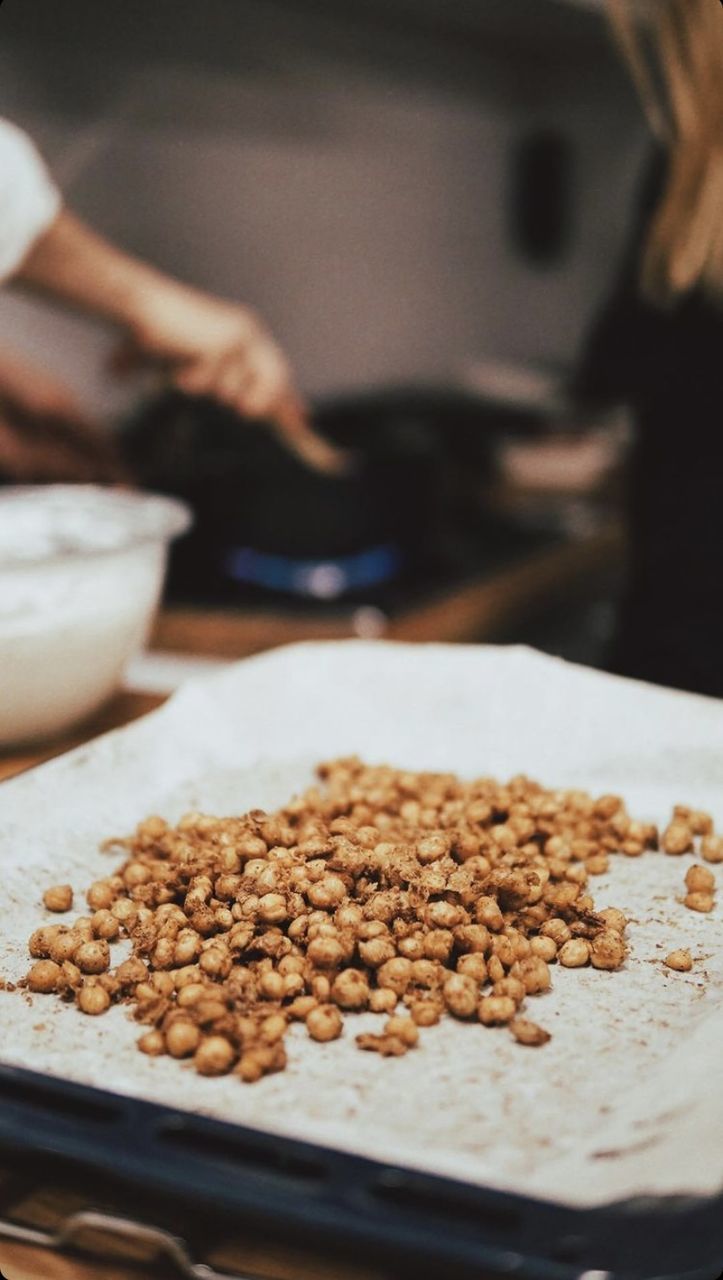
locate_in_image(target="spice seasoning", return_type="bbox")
[19,759,719,1081]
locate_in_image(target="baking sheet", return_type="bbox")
[0,640,721,1210]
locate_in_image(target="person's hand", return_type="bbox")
[115,282,347,474]
[0,349,89,421]
[17,211,346,473]
[0,350,127,484]
[17,210,347,473]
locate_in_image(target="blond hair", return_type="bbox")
[607,0,723,306]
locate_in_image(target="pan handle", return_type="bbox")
[0,1208,263,1280]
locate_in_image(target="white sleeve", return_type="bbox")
[0,118,62,283]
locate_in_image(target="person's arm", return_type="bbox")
[0,347,127,484]
[16,209,343,472]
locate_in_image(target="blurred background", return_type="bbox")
[0,0,649,678]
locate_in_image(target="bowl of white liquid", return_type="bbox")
[0,486,191,747]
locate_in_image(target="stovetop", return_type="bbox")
[166,516,564,619]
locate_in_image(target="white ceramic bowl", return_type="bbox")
[0,486,191,748]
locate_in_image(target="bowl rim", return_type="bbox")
[0,484,193,570]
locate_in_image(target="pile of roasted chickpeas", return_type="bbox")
[23,759,721,1082]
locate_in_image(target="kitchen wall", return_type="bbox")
[0,0,649,419]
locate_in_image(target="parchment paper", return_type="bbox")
[0,641,721,1209]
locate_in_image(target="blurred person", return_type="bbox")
[0,346,126,483]
[577,0,723,696]
[0,116,340,483]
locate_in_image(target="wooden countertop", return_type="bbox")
[0,1171,388,1280]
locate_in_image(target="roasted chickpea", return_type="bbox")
[194,1036,236,1076]
[86,880,118,911]
[48,930,81,966]
[478,995,516,1026]
[307,876,346,910]
[43,885,73,913]
[29,925,62,959]
[408,997,442,1026]
[369,988,399,1014]
[685,864,715,895]
[75,940,110,975]
[27,959,61,993]
[138,1029,166,1055]
[115,957,149,989]
[662,821,693,856]
[517,956,552,995]
[287,995,318,1020]
[166,1020,202,1058]
[77,981,111,1015]
[259,1013,287,1044]
[510,1018,550,1047]
[530,936,557,963]
[176,982,208,1009]
[91,910,121,941]
[492,977,526,1005]
[331,969,369,1009]
[384,1015,419,1047]
[540,918,571,947]
[306,1005,343,1042]
[597,908,627,934]
[422,930,454,962]
[199,947,232,980]
[416,835,449,864]
[701,835,723,864]
[442,974,478,1019]
[664,949,693,972]
[475,897,504,931]
[684,892,714,913]
[456,953,488,984]
[590,930,626,971]
[257,893,288,925]
[559,939,590,968]
[358,936,396,969]
[306,936,345,969]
